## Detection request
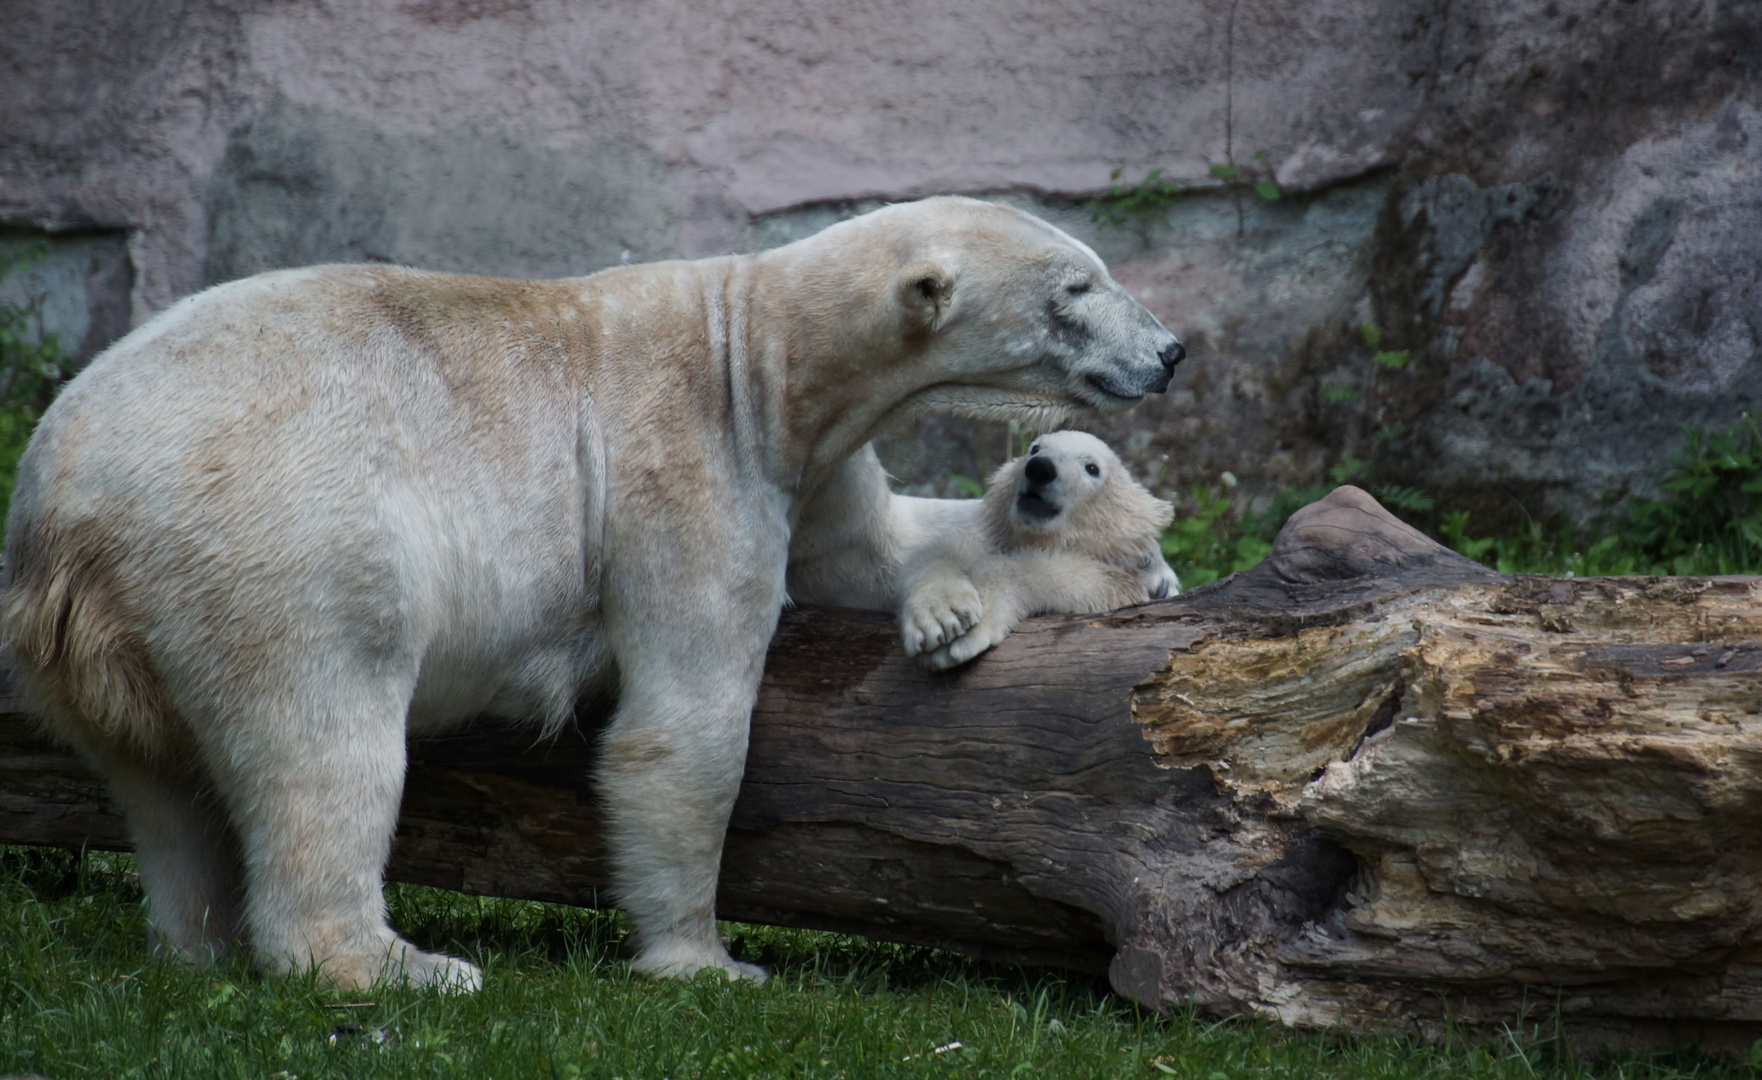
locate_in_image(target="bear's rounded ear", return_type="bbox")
[1149,495,1175,531]
[897,260,955,328]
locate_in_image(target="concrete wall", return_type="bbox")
[2,0,1756,524]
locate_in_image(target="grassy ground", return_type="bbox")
[2,847,1757,1080]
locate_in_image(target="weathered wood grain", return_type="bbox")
[3,485,1761,1050]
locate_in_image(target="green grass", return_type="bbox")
[3,847,1757,1079]
[1161,413,1762,586]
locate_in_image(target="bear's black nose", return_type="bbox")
[1024,456,1057,486]
[1159,341,1186,370]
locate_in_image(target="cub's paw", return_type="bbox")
[1137,547,1181,601]
[899,576,983,656]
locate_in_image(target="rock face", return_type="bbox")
[0,0,1756,522]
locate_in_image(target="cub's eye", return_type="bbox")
[1085,462,1100,477]
[1066,280,1092,296]
[1029,443,1040,455]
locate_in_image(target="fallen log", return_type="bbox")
[2,485,1760,1051]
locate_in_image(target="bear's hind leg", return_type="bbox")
[199,686,482,993]
[101,749,244,965]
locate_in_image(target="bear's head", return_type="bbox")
[777,197,1185,439]
[982,430,1174,568]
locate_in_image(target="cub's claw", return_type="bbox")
[921,619,1006,670]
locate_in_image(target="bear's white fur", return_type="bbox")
[898,431,1178,669]
[2,197,1183,991]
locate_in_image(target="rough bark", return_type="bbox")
[2,485,1760,1050]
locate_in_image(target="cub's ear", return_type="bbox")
[897,260,955,327]
[1147,494,1175,532]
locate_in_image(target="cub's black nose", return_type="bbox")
[1159,341,1186,369]
[1024,456,1057,486]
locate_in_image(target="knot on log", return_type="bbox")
[1258,485,1497,584]
[1181,487,1505,617]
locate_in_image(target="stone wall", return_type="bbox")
[0,228,131,366]
[1,0,1756,525]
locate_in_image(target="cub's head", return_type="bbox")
[982,430,1174,567]
[785,197,1185,436]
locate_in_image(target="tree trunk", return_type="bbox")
[3,486,1760,1051]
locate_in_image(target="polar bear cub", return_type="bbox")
[899,430,1178,669]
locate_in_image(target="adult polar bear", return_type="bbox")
[3,197,1183,992]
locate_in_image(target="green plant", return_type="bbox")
[1090,151,1280,237]
[1622,412,1762,574]
[1207,150,1282,239]
[1357,321,1411,371]
[1160,481,1275,589]
[1328,457,1368,484]
[1438,510,1495,563]
[1430,414,1762,577]
[1160,412,1762,588]
[1373,485,1434,514]
[1208,151,1282,203]
[0,240,65,523]
[945,471,986,498]
[1088,167,1184,229]
[1435,514,1649,578]
[937,424,1040,499]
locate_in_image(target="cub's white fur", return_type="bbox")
[898,431,1177,669]
[2,197,1183,992]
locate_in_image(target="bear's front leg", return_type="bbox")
[597,541,782,982]
[596,685,767,980]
